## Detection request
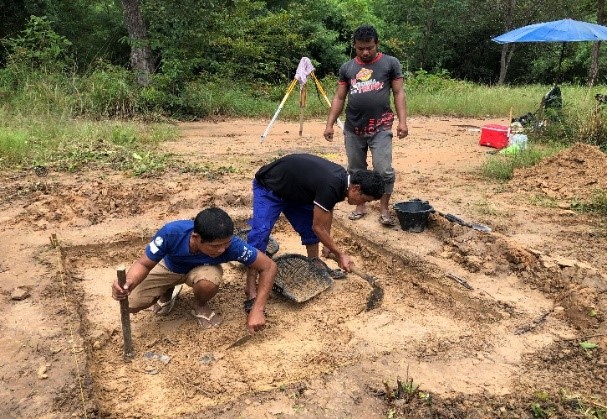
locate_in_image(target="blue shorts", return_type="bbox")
[247,179,319,251]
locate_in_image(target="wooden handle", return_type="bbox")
[117,268,134,360]
[325,253,376,285]
[350,266,374,283]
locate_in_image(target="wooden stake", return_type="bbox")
[299,83,307,136]
[117,267,134,360]
[507,106,513,138]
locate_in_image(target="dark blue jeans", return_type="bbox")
[247,179,318,252]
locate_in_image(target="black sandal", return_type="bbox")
[244,297,256,314]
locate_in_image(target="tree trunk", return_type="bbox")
[588,0,605,87]
[498,44,513,84]
[120,0,154,86]
[497,0,517,85]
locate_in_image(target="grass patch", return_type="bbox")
[0,127,29,164]
[179,163,240,180]
[473,199,501,217]
[571,190,607,218]
[530,389,607,419]
[590,191,607,217]
[481,145,562,181]
[529,194,559,209]
[0,111,178,175]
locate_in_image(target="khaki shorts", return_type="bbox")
[128,262,223,311]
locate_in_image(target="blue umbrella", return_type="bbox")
[492,19,607,83]
[492,18,607,43]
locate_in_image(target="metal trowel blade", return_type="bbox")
[225,334,252,350]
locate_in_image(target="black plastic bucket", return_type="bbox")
[393,199,434,233]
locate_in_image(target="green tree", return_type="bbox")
[588,0,605,86]
[2,15,73,73]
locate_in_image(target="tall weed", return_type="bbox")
[0,127,29,164]
[74,64,138,118]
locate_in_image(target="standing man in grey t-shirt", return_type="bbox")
[323,24,408,227]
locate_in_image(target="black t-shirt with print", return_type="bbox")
[255,153,348,211]
[338,53,403,136]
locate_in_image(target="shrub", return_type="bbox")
[2,16,73,76]
[74,63,138,118]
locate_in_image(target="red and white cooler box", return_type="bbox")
[479,124,509,149]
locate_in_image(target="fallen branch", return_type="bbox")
[445,272,474,290]
[514,311,551,335]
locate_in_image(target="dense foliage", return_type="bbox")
[1,0,607,177]
[1,0,607,147]
[1,0,606,86]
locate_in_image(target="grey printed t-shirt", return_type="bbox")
[338,53,403,136]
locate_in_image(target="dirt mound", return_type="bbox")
[3,173,250,229]
[513,142,607,202]
[12,179,174,228]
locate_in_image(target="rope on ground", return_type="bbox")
[50,233,88,419]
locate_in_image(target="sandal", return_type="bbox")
[379,215,398,227]
[348,211,367,221]
[191,309,223,329]
[151,284,183,315]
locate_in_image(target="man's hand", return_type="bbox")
[397,122,408,139]
[323,126,335,142]
[246,309,266,334]
[323,248,354,273]
[111,280,130,301]
[336,253,354,272]
[112,254,155,301]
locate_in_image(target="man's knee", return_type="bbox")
[127,295,156,313]
[186,265,223,288]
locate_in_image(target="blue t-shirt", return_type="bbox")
[145,220,258,274]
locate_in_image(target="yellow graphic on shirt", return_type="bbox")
[350,67,384,94]
[356,68,373,81]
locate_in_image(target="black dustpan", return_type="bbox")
[272,254,333,303]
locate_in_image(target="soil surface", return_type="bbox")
[1,117,606,418]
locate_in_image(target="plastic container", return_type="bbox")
[393,199,434,233]
[499,133,529,155]
[509,133,528,149]
[479,124,509,149]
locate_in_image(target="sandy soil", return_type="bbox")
[1,116,606,418]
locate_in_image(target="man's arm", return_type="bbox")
[391,78,409,139]
[245,252,277,334]
[323,83,348,141]
[311,206,353,271]
[111,254,157,300]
